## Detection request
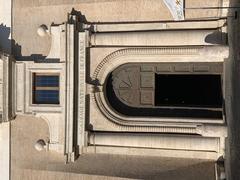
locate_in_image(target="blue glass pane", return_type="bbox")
[34,90,59,104]
[35,76,59,87]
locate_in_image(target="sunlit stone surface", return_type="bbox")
[1,0,238,179]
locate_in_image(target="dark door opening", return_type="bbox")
[155,74,223,108]
[105,63,223,119]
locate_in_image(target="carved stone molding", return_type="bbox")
[91,47,227,133]
[93,46,228,84]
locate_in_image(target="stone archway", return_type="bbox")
[92,46,227,128]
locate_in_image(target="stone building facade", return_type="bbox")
[0,0,231,171]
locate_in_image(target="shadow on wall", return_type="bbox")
[205,30,228,45]
[0,24,21,56]
[0,24,46,61]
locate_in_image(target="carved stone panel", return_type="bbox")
[140,73,154,88]
[140,90,154,105]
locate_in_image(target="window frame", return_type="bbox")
[32,73,60,105]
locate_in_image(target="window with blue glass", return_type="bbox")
[32,73,60,104]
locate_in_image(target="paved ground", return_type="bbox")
[225,0,240,180]
[8,0,228,179]
[10,116,216,180]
